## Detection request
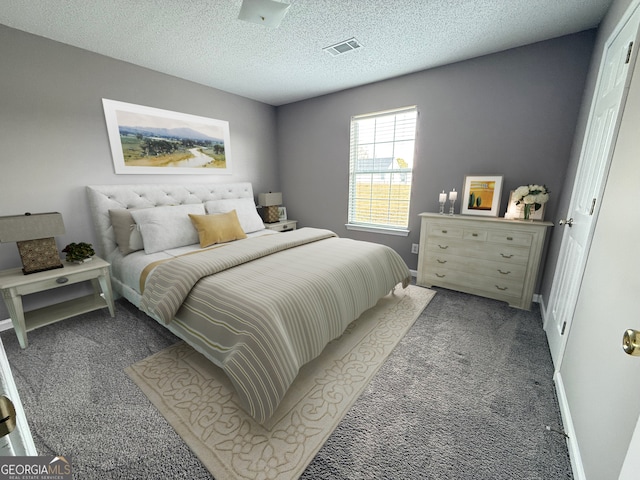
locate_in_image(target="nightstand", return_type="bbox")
[264,220,297,232]
[0,256,115,348]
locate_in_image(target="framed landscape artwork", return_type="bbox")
[461,175,503,216]
[102,99,232,174]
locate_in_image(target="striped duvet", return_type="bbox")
[140,228,411,423]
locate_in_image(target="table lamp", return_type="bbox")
[258,192,282,223]
[0,213,66,274]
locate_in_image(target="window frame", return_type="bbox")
[346,106,418,236]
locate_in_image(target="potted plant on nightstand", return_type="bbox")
[62,242,95,263]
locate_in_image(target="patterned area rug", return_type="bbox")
[125,285,435,480]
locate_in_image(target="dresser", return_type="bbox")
[417,213,552,310]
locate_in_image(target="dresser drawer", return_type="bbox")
[425,239,530,265]
[427,224,463,239]
[463,229,488,242]
[488,231,533,247]
[483,243,531,265]
[423,251,527,281]
[422,268,524,300]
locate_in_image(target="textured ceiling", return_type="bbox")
[0,0,613,106]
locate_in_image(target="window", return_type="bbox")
[347,106,417,235]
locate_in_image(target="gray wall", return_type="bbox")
[0,25,279,317]
[0,24,599,322]
[277,31,596,282]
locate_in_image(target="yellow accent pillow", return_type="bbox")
[189,210,247,248]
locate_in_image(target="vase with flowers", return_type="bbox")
[513,184,550,220]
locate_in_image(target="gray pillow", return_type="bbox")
[109,209,144,255]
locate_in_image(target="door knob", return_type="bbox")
[558,218,574,227]
[623,329,640,356]
[0,396,16,438]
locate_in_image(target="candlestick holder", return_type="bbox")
[449,199,456,215]
[439,200,446,215]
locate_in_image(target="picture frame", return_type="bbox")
[278,207,287,221]
[504,190,546,220]
[461,175,504,216]
[102,99,232,175]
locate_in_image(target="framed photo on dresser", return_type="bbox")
[461,175,503,217]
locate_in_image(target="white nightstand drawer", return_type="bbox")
[264,220,297,232]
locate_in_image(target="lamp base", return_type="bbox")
[17,238,63,274]
[261,205,280,223]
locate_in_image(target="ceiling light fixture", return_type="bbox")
[238,0,291,28]
[323,38,363,56]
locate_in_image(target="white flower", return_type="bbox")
[514,185,530,200]
[514,184,549,206]
[534,192,549,204]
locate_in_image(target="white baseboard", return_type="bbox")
[537,294,548,329]
[0,318,13,333]
[554,371,585,480]
[409,269,417,278]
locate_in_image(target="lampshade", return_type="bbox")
[258,192,283,207]
[238,0,291,28]
[0,213,65,242]
[0,213,66,274]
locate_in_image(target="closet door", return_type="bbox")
[544,3,640,369]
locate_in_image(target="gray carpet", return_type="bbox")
[1,287,572,479]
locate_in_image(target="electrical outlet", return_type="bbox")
[411,243,419,254]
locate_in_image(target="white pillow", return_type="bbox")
[130,204,205,254]
[205,198,264,233]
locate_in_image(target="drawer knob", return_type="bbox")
[56,277,69,284]
[436,273,446,278]
[500,253,513,259]
[495,285,508,291]
[441,230,447,233]
[472,233,478,237]
[507,236,513,241]
[437,259,447,264]
[438,245,449,249]
[498,269,511,275]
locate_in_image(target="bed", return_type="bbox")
[86,183,411,423]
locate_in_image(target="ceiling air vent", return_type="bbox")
[323,37,363,56]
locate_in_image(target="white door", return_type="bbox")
[558,39,640,478]
[544,3,640,369]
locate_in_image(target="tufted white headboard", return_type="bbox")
[86,183,255,258]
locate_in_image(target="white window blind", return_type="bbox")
[348,106,417,231]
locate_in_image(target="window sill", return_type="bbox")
[345,224,410,236]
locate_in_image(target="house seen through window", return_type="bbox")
[347,106,417,234]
